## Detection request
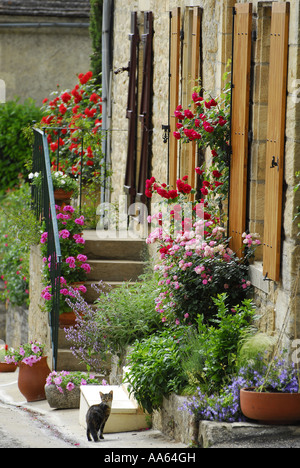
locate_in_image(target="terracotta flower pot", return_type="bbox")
[59,311,81,329]
[240,388,300,425]
[0,362,17,373]
[54,189,73,208]
[18,356,51,402]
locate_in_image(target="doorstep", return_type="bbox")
[79,384,150,433]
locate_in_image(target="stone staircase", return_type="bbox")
[56,231,146,371]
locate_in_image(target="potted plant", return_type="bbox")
[239,352,300,425]
[5,341,51,402]
[0,344,17,372]
[41,280,87,328]
[45,370,103,409]
[29,170,79,204]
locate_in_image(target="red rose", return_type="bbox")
[61,92,71,103]
[203,121,214,133]
[59,103,67,115]
[168,189,178,199]
[184,109,194,119]
[195,167,204,176]
[90,93,100,103]
[218,116,227,126]
[212,170,222,179]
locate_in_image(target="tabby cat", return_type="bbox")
[86,390,113,442]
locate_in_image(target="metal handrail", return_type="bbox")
[32,127,62,370]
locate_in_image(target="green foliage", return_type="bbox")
[0,99,43,192]
[89,0,103,84]
[124,328,189,414]
[0,183,40,306]
[181,294,256,393]
[236,332,277,370]
[94,270,163,357]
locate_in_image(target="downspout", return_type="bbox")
[101,0,114,205]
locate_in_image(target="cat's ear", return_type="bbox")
[100,392,103,398]
[109,390,113,397]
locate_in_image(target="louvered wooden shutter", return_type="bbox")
[124,12,139,206]
[228,3,252,255]
[169,7,181,189]
[136,11,153,202]
[188,7,201,195]
[263,2,290,281]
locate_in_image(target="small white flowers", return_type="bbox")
[28,172,39,179]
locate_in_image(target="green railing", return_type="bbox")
[31,128,62,370]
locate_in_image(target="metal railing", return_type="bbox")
[32,128,62,370]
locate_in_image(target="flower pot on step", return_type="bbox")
[240,388,300,425]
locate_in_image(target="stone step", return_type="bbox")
[88,259,145,282]
[83,280,135,303]
[57,232,147,372]
[56,349,87,372]
[79,384,149,433]
[83,231,146,261]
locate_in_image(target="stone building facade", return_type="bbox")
[0,0,92,105]
[105,0,299,348]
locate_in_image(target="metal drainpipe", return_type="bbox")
[101,0,113,206]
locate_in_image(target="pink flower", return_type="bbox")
[80,263,91,273]
[40,232,48,244]
[66,256,76,268]
[77,254,87,262]
[59,229,70,239]
[66,382,75,391]
[31,344,41,354]
[54,376,62,385]
[75,216,85,226]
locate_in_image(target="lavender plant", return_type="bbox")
[64,287,110,373]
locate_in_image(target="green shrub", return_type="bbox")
[0,183,40,306]
[124,328,189,414]
[0,99,43,192]
[93,270,163,357]
[182,293,256,393]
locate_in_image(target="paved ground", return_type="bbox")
[0,370,189,450]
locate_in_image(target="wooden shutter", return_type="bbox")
[136,11,153,202]
[263,2,290,281]
[228,3,252,255]
[188,7,201,194]
[124,12,139,206]
[169,7,181,189]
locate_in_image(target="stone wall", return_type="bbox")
[0,17,92,105]
[28,244,53,366]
